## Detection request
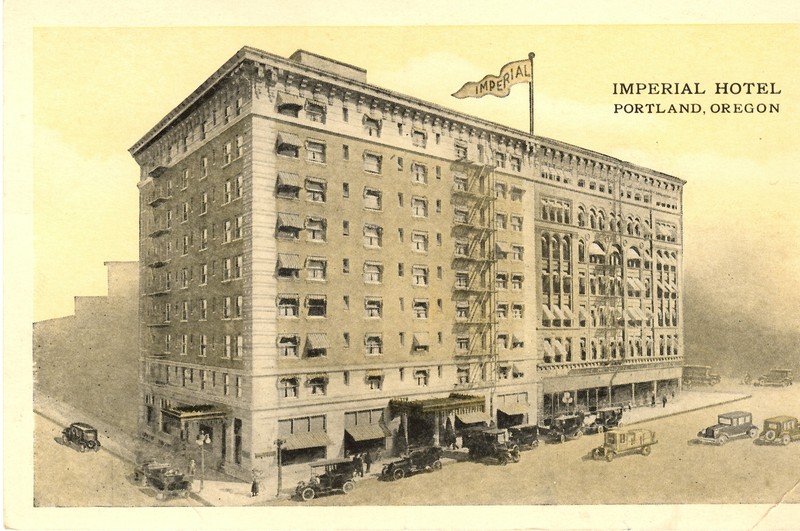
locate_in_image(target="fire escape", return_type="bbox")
[451,159,498,417]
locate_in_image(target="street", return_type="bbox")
[34,413,201,507]
[273,383,800,506]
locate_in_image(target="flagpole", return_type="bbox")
[528,52,535,136]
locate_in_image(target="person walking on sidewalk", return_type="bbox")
[188,459,197,476]
[251,469,262,497]
[651,394,656,408]
[352,454,364,477]
[364,451,373,474]
[662,395,668,408]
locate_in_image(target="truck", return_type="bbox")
[682,365,721,387]
[592,428,658,461]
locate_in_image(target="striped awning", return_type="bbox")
[282,431,332,451]
[276,92,304,108]
[277,253,302,270]
[457,412,490,425]
[543,340,555,357]
[552,306,567,320]
[561,306,575,321]
[542,305,556,320]
[588,242,605,256]
[276,132,301,147]
[553,340,568,358]
[306,333,330,349]
[277,171,301,187]
[277,212,303,229]
[345,423,389,442]
[366,369,384,378]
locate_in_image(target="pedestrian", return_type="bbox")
[671,389,675,399]
[651,394,656,408]
[352,453,363,477]
[251,478,260,497]
[188,459,196,476]
[662,395,667,408]
[364,451,373,474]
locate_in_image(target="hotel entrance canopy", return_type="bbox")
[389,393,485,416]
[161,404,227,422]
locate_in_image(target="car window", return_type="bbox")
[719,417,732,425]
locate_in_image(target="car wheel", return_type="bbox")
[574,429,583,439]
[783,381,790,387]
[79,444,86,453]
[499,455,508,466]
[432,460,443,471]
[764,430,776,442]
[605,452,615,462]
[342,481,355,494]
[597,425,604,434]
[392,468,405,481]
[782,434,791,446]
[748,427,758,439]
[86,441,96,450]
[718,434,729,446]
[642,446,652,456]
[559,434,566,444]
[301,487,316,501]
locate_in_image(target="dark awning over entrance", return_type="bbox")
[161,404,227,421]
[345,423,390,442]
[456,411,490,424]
[497,403,529,416]
[389,393,485,416]
[283,431,332,451]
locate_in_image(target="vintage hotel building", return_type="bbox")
[130,47,684,478]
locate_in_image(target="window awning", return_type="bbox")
[497,403,529,416]
[306,373,329,382]
[305,180,325,192]
[630,307,646,321]
[553,340,568,358]
[363,111,383,123]
[626,277,641,291]
[277,253,302,270]
[345,423,390,442]
[276,132,301,147]
[276,92,304,109]
[589,242,605,256]
[578,307,590,322]
[561,306,575,321]
[626,247,641,260]
[306,97,327,110]
[277,212,303,229]
[161,404,227,421]
[456,411,490,425]
[625,308,639,322]
[542,340,555,357]
[282,431,332,451]
[495,241,511,254]
[552,306,566,320]
[366,369,384,378]
[306,333,330,349]
[542,305,556,320]
[413,333,430,347]
[277,171,301,188]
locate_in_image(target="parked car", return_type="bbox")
[295,458,357,501]
[133,460,192,500]
[682,365,721,387]
[592,428,658,461]
[583,406,624,435]
[542,412,585,443]
[754,369,793,387]
[463,428,521,465]
[696,411,758,445]
[61,422,101,452]
[380,446,443,480]
[507,424,540,450]
[758,416,800,445]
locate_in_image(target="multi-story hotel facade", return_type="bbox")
[130,47,685,479]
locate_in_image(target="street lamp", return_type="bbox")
[195,431,211,491]
[275,438,285,498]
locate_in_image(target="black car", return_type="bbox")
[542,412,585,443]
[463,428,521,465]
[381,446,443,480]
[133,460,193,500]
[61,422,101,452]
[507,424,540,450]
[295,458,358,501]
[584,407,624,435]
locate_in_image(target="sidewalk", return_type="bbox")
[34,386,750,507]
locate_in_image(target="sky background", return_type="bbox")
[33,25,800,334]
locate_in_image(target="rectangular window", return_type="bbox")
[495,182,507,199]
[224,181,233,203]
[457,336,470,351]
[342,183,350,198]
[235,174,243,199]
[411,163,427,184]
[510,156,522,172]
[278,295,299,317]
[235,296,243,318]
[305,179,326,202]
[365,335,383,355]
[364,188,382,210]
[412,266,429,286]
[495,152,506,169]
[511,215,523,232]
[365,298,383,318]
[497,303,508,319]
[364,116,381,137]
[223,220,232,243]
[512,245,524,261]
[234,215,243,240]
[342,258,350,274]
[200,193,208,215]
[363,152,382,173]
[412,130,427,148]
[343,296,350,310]
[455,143,468,160]
[234,255,242,278]
[280,377,298,398]
[367,375,383,390]
[200,335,208,357]
[411,231,428,252]
[305,101,326,124]
[342,145,350,160]
[306,141,326,163]
[414,369,429,386]
[496,272,508,289]
[342,220,350,236]
[223,142,233,165]
[224,335,232,358]
[182,202,190,222]
[456,303,469,320]
[512,304,524,318]
[411,197,428,217]
[306,217,326,241]
[276,172,301,199]
[307,296,327,317]
[222,296,232,319]
[497,334,509,350]
[236,135,245,158]
[455,272,469,289]
[342,107,349,122]
[496,213,507,230]
[343,333,350,348]
[511,187,524,202]
[511,274,524,290]
[413,299,429,319]
[363,262,383,283]
[363,224,382,247]
[199,299,207,320]
[307,258,327,280]
[201,157,208,178]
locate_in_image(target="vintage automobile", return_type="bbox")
[754,369,794,387]
[463,428,521,465]
[682,365,721,387]
[295,458,357,501]
[542,412,585,443]
[696,411,758,445]
[758,416,800,445]
[133,460,192,500]
[380,446,443,480]
[583,406,624,435]
[592,428,658,461]
[61,422,101,452]
[507,424,540,450]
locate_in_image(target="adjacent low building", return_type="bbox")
[129,47,684,479]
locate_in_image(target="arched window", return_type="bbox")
[580,338,587,361]
[644,279,651,298]
[541,235,549,258]
[579,272,586,295]
[626,247,641,268]
[588,241,605,264]
[551,236,560,260]
[657,309,663,327]
[578,240,586,262]
[577,207,586,227]
[563,275,572,294]
[542,274,550,295]
[562,236,570,261]
[589,209,597,229]
[634,218,641,236]
[626,217,634,235]
[552,273,560,294]
[598,211,606,231]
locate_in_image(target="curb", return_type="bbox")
[34,408,137,465]
[625,394,752,426]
